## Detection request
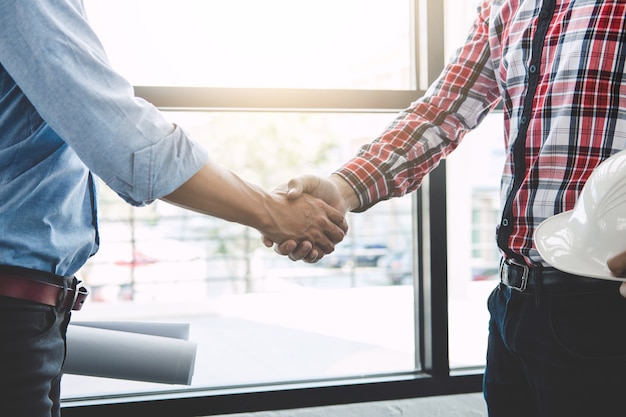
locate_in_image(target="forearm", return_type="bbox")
[161,160,275,233]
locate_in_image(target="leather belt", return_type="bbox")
[499,259,608,292]
[0,272,88,311]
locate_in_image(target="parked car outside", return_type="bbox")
[471,266,499,281]
[382,253,500,285]
[320,243,388,269]
[381,250,413,285]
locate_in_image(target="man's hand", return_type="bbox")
[262,185,348,259]
[263,174,360,262]
[607,252,626,297]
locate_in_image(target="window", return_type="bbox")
[84,0,413,90]
[446,112,504,370]
[61,1,486,415]
[62,112,418,398]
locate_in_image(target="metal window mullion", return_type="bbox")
[419,0,449,379]
[134,86,422,112]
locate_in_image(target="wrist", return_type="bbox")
[329,174,360,212]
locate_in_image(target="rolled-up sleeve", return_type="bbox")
[0,0,207,206]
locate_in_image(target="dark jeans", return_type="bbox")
[0,277,73,417]
[484,281,626,417]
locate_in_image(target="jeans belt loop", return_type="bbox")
[500,259,530,292]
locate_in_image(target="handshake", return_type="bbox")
[162,162,360,263]
[261,173,361,263]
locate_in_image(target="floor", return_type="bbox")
[209,393,488,417]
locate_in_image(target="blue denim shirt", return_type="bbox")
[0,0,208,276]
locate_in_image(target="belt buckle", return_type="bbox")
[59,279,88,311]
[72,280,88,311]
[500,259,529,292]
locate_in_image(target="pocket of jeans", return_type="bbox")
[0,297,57,342]
[548,289,626,359]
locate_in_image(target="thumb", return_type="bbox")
[286,178,304,200]
[286,175,321,200]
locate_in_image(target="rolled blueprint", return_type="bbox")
[70,321,190,340]
[63,324,197,385]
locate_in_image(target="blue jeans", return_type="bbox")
[0,279,73,417]
[484,281,626,417]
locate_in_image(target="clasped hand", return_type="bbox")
[265,175,351,263]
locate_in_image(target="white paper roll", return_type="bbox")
[71,321,190,340]
[63,325,197,385]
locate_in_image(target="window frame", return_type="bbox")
[61,1,484,415]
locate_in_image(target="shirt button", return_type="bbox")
[520,116,527,124]
[529,64,537,73]
[502,219,509,227]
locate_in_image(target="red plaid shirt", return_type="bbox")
[336,0,626,266]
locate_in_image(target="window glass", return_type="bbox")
[443,0,481,59]
[446,112,504,369]
[62,0,494,402]
[61,112,418,398]
[84,0,413,89]
[442,0,502,371]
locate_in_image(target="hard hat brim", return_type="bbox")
[535,210,626,281]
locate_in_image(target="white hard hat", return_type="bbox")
[534,149,626,281]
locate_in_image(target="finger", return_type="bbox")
[262,236,274,248]
[306,202,346,245]
[274,240,297,256]
[620,282,626,299]
[307,212,341,254]
[310,233,336,254]
[303,247,325,263]
[322,215,347,245]
[303,251,319,263]
[326,209,348,236]
[608,253,626,277]
[288,241,314,261]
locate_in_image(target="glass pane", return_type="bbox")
[443,0,481,59]
[446,112,505,369]
[84,0,413,89]
[443,0,501,371]
[61,112,417,399]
